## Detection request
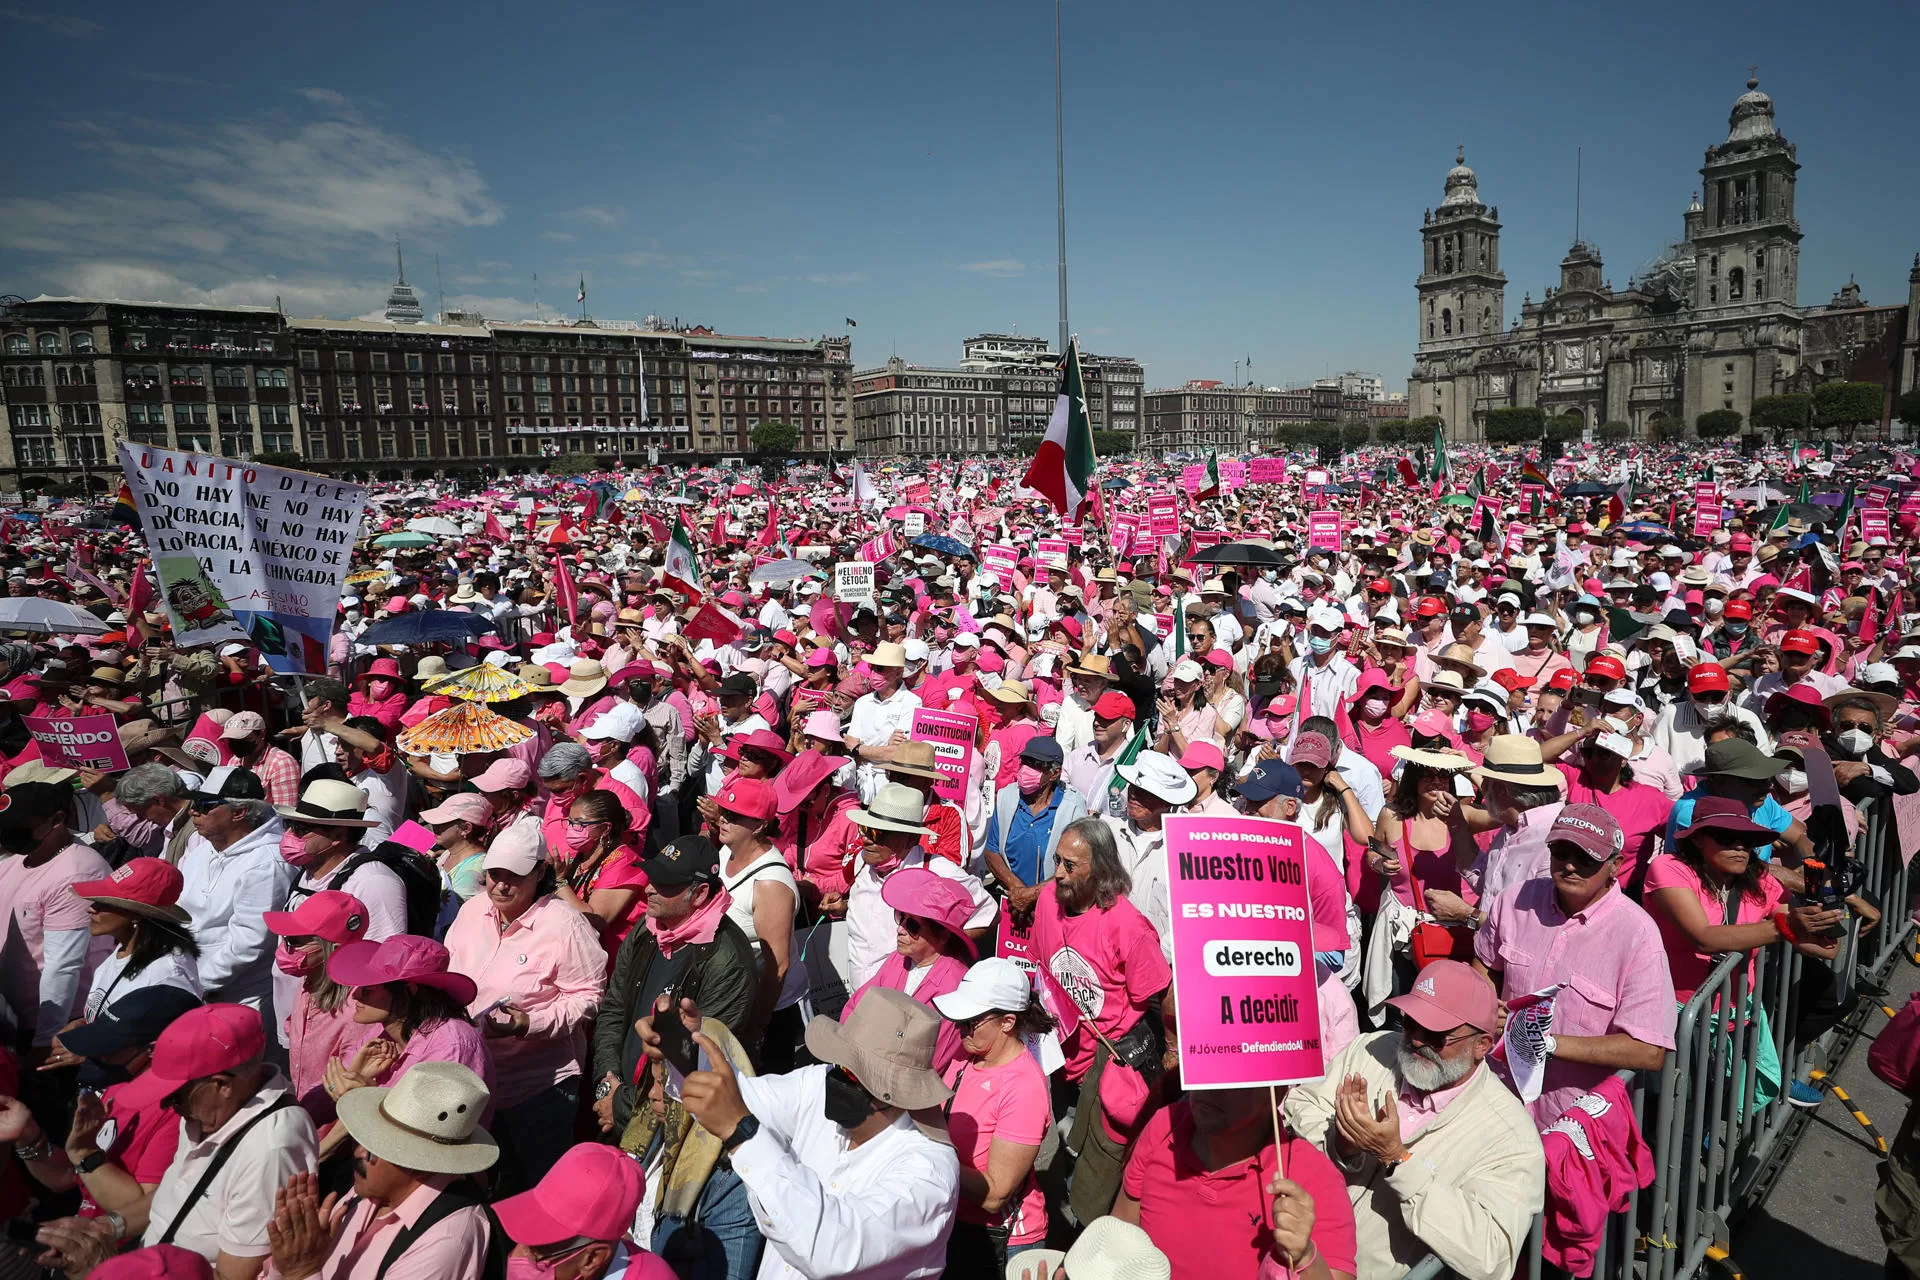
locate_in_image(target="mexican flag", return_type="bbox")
[1475,501,1498,546]
[662,509,703,600]
[1022,339,1098,523]
[1768,502,1791,535]
[1605,474,1635,527]
[1105,716,1154,810]
[1467,467,1485,499]
[1195,450,1221,501]
[1427,421,1449,483]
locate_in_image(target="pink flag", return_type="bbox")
[483,508,510,542]
[1859,587,1880,648]
[552,556,579,628]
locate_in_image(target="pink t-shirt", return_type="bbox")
[1554,762,1673,890]
[0,841,112,1033]
[1641,853,1786,1001]
[1121,1102,1358,1280]
[78,1082,179,1216]
[1030,885,1172,1082]
[942,1051,1052,1244]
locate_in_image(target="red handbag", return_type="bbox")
[1871,994,1920,1097]
[1405,841,1475,970]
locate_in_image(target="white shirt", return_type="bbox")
[353,761,410,844]
[142,1072,318,1261]
[1287,653,1361,722]
[731,1064,960,1280]
[1102,818,1171,961]
[85,947,202,1020]
[848,686,923,803]
[1739,670,1851,719]
[1651,698,1773,781]
[177,820,298,1005]
[846,849,995,988]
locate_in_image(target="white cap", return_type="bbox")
[1306,605,1345,633]
[1649,572,1672,591]
[1601,687,1646,711]
[902,637,931,664]
[951,632,980,649]
[1496,592,1522,608]
[932,957,1034,1021]
[581,702,645,744]
[1171,658,1205,682]
[1861,662,1901,686]
[1521,612,1557,628]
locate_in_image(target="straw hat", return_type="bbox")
[1067,652,1112,678]
[801,986,952,1111]
[868,641,908,668]
[847,783,933,836]
[1470,735,1555,787]
[335,1061,499,1175]
[1389,743,1473,771]
[1432,643,1486,682]
[274,779,379,828]
[884,740,946,781]
[559,659,609,698]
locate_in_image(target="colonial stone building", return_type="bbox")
[1409,78,1920,440]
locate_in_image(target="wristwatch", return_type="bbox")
[75,1148,111,1175]
[720,1114,760,1154]
[595,1076,618,1102]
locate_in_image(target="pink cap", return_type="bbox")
[1410,709,1455,739]
[115,1003,268,1111]
[263,890,370,944]
[493,1143,646,1247]
[221,711,266,740]
[1204,648,1235,669]
[72,856,184,912]
[1385,959,1500,1032]
[715,776,776,820]
[92,1245,214,1280]
[1177,741,1225,773]
[880,867,978,956]
[1289,731,1333,770]
[327,935,478,1004]
[470,758,534,792]
[419,792,493,826]
[1546,802,1626,862]
[801,709,844,743]
[804,648,838,669]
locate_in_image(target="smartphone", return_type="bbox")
[4,1220,39,1246]
[654,1007,701,1082]
[476,995,514,1022]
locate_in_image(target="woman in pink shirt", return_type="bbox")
[841,869,975,1073]
[772,749,860,907]
[932,958,1057,1274]
[1341,668,1411,780]
[317,933,492,1158]
[552,790,650,964]
[262,890,371,1124]
[443,824,606,1195]
[983,683,1046,791]
[347,657,408,733]
[1546,723,1673,892]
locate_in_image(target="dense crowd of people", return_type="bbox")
[0,436,1917,1280]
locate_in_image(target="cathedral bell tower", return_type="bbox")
[1417,149,1507,348]
[1693,76,1800,312]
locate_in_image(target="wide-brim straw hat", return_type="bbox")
[847,782,932,836]
[335,1061,499,1175]
[1470,735,1556,787]
[883,741,946,781]
[274,778,379,827]
[1389,744,1473,771]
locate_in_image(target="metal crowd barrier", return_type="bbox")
[1405,799,1915,1280]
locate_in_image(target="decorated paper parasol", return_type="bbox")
[345,568,387,588]
[396,700,535,756]
[422,662,534,703]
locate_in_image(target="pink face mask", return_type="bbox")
[366,679,396,700]
[1015,764,1049,794]
[274,940,320,977]
[1466,710,1497,734]
[281,828,322,867]
[562,822,601,853]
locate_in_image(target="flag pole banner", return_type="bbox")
[117,444,369,674]
[1164,814,1324,1089]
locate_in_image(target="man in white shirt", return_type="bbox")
[842,785,994,988]
[1288,606,1361,722]
[176,767,297,1037]
[689,672,772,795]
[662,986,960,1280]
[316,714,409,843]
[841,642,924,804]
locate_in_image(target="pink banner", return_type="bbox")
[1249,457,1287,484]
[909,708,976,803]
[1036,537,1069,564]
[1503,522,1531,555]
[1867,485,1891,509]
[1307,511,1340,551]
[1181,464,1205,494]
[25,712,130,772]
[857,530,896,563]
[1164,814,1324,1088]
[1863,509,1891,542]
[1060,527,1084,546]
[1148,494,1180,538]
[1220,460,1247,491]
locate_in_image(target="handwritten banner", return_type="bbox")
[25,712,130,772]
[1164,814,1324,1088]
[1250,457,1287,484]
[1220,460,1248,491]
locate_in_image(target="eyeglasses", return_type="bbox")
[189,796,229,813]
[1403,1021,1480,1048]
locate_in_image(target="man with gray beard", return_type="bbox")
[1284,960,1544,1280]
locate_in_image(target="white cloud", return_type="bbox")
[732,284,769,294]
[952,259,1027,278]
[3,7,100,38]
[564,204,627,228]
[541,231,577,243]
[803,272,869,285]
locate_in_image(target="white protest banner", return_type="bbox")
[903,512,927,538]
[118,445,368,674]
[834,560,876,608]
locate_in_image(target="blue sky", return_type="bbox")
[3,0,1916,393]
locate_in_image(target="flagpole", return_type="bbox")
[1054,0,1069,358]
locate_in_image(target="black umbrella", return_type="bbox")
[1188,540,1287,567]
[1101,477,1132,490]
[1845,448,1894,469]
[356,609,497,647]
[1562,481,1614,497]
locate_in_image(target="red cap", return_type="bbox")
[1729,534,1753,552]
[1780,629,1819,655]
[1547,802,1626,862]
[716,776,777,820]
[114,1003,267,1111]
[263,890,370,944]
[1093,691,1137,721]
[1585,655,1627,682]
[1686,663,1730,694]
[1385,959,1499,1032]
[1415,598,1446,619]
[1723,599,1752,621]
[493,1143,646,1247]
[1548,668,1578,691]
[1367,578,1393,594]
[71,857,184,913]
[92,1246,214,1280]
[1491,668,1532,692]
[1289,731,1333,769]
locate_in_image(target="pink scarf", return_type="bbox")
[647,886,733,958]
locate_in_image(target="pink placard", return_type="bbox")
[909,707,977,803]
[1148,494,1180,538]
[1220,460,1247,491]
[1181,464,1205,493]
[1693,504,1722,536]
[388,820,439,855]
[1036,537,1069,564]
[1901,490,1920,515]
[1503,522,1531,555]
[25,712,130,772]
[1862,509,1891,542]
[997,912,1037,974]
[1249,457,1287,484]
[1060,526,1084,546]
[1867,485,1891,509]
[1307,511,1340,550]
[1164,814,1324,1088]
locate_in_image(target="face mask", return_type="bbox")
[822,1070,875,1129]
[1835,728,1874,758]
[1360,696,1390,719]
[1308,635,1333,655]
[562,822,601,853]
[281,828,324,867]
[1016,765,1049,796]
[1573,610,1595,625]
[274,940,321,977]
[1779,768,1809,794]
[1705,598,1724,617]
[1725,620,1748,635]
[367,680,396,700]
[506,1253,579,1280]
[1261,570,1278,582]
[0,823,42,855]
[1466,710,1496,734]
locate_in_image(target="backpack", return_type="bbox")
[338,840,446,939]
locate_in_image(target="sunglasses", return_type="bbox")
[1403,1020,1480,1048]
[189,796,229,813]
[286,820,327,836]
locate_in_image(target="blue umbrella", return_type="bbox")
[1612,520,1674,542]
[1101,477,1132,490]
[357,609,496,647]
[910,533,975,559]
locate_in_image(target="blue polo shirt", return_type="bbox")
[1666,789,1793,862]
[987,784,1068,886]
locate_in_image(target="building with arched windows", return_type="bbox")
[1409,77,1920,440]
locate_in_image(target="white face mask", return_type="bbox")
[1261,570,1278,582]
[1705,598,1724,617]
[1779,768,1809,794]
[1573,610,1595,625]
[1835,728,1875,758]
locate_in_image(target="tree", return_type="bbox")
[252,450,304,469]
[1376,417,1426,446]
[1695,409,1743,438]
[1481,406,1544,444]
[1597,420,1632,442]
[1543,413,1584,443]
[749,420,800,456]
[1813,381,1884,433]
[1092,430,1135,455]
[1749,394,1811,438]
[545,452,600,476]
[1647,413,1683,444]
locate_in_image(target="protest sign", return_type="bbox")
[827,496,853,513]
[25,712,130,772]
[1164,814,1324,1088]
[1148,494,1180,538]
[1693,503,1722,536]
[1503,522,1531,556]
[904,481,932,504]
[1249,457,1287,484]
[1220,460,1247,491]
[1181,465,1204,494]
[910,707,977,804]
[1902,489,1920,516]
[1037,537,1070,566]
[117,444,368,674]
[997,913,1037,974]
[1867,485,1891,509]
[683,602,745,645]
[834,560,877,607]
[1304,469,1329,487]
[1307,511,1340,551]
[1863,509,1891,542]
[903,512,926,537]
[1060,526,1084,546]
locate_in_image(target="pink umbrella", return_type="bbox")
[729,483,755,498]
